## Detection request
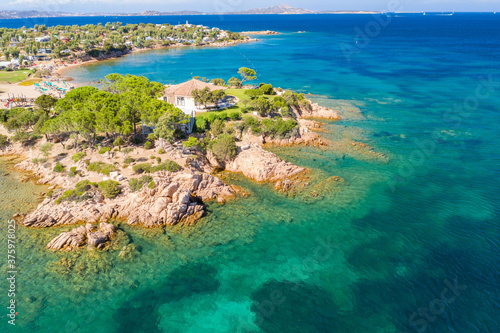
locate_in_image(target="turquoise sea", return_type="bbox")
[1,14,499,332]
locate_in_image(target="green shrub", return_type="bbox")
[53,162,65,173]
[183,137,200,148]
[206,112,219,124]
[210,118,225,137]
[210,134,238,162]
[75,180,97,193]
[39,142,53,157]
[148,181,155,189]
[32,158,47,164]
[0,134,9,147]
[144,141,152,149]
[98,180,121,199]
[274,96,288,108]
[55,181,97,204]
[12,132,37,145]
[72,152,86,163]
[260,84,275,95]
[124,156,135,164]
[87,162,116,175]
[149,155,155,159]
[122,147,134,155]
[195,117,208,132]
[245,89,264,99]
[229,110,241,120]
[156,157,161,164]
[132,163,152,174]
[152,160,181,173]
[113,136,125,149]
[218,111,228,120]
[98,147,111,154]
[69,166,77,177]
[242,115,261,135]
[158,148,164,154]
[260,118,298,139]
[281,106,292,117]
[128,175,153,192]
[56,189,87,204]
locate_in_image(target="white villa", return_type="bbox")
[163,78,227,113]
[144,79,227,135]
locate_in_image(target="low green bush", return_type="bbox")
[183,137,200,148]
[0,134,9,147]
[53,162,65,173]
[210,134,238,162]
[158,148,164,154]
[56,180,97,204]
[229,110,241,120]
[87,162,116,175]
[98,147,111,154]
[72,152,86,163]
[68,166,78,177]
[132,163,152,174]
[32,158,47,164]
[124,156,135,164]
[98,180,121,199]
[152,160,181,173]
[144,141,152,149]
[128,175,153,192]
[39,142,53,157]
[260,84,275,95]
[75,180,98,193]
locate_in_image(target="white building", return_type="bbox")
[35,36,51,43]
[160,79,228,133]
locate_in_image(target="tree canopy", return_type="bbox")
[238,67,257,82]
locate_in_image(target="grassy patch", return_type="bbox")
[0,70,33,84]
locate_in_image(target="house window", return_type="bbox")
[177,97,185,106]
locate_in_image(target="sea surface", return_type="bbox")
[1,13,500,333]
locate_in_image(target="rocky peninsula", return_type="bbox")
[1,73,342,252]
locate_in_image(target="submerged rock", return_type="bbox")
[47,222,115,251]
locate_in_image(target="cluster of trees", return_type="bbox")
[0,22,244,61]
[1,74,189,148]
[192,87,226,108]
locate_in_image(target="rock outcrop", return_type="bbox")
[225,144,305,183]
[47,222,115,250]
[296,102,341,120]
[20,171,242,230]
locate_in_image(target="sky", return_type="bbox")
[4,0,500,13]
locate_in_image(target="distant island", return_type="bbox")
[0,4,381,19]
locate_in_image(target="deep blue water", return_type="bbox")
[1,14,500,333]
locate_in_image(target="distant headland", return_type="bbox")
[0,4,382,20]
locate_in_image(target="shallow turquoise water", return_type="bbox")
[1,14,500,332]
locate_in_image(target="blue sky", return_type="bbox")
[4,0,499,13]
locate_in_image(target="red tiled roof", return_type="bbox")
[164,79,226,97]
